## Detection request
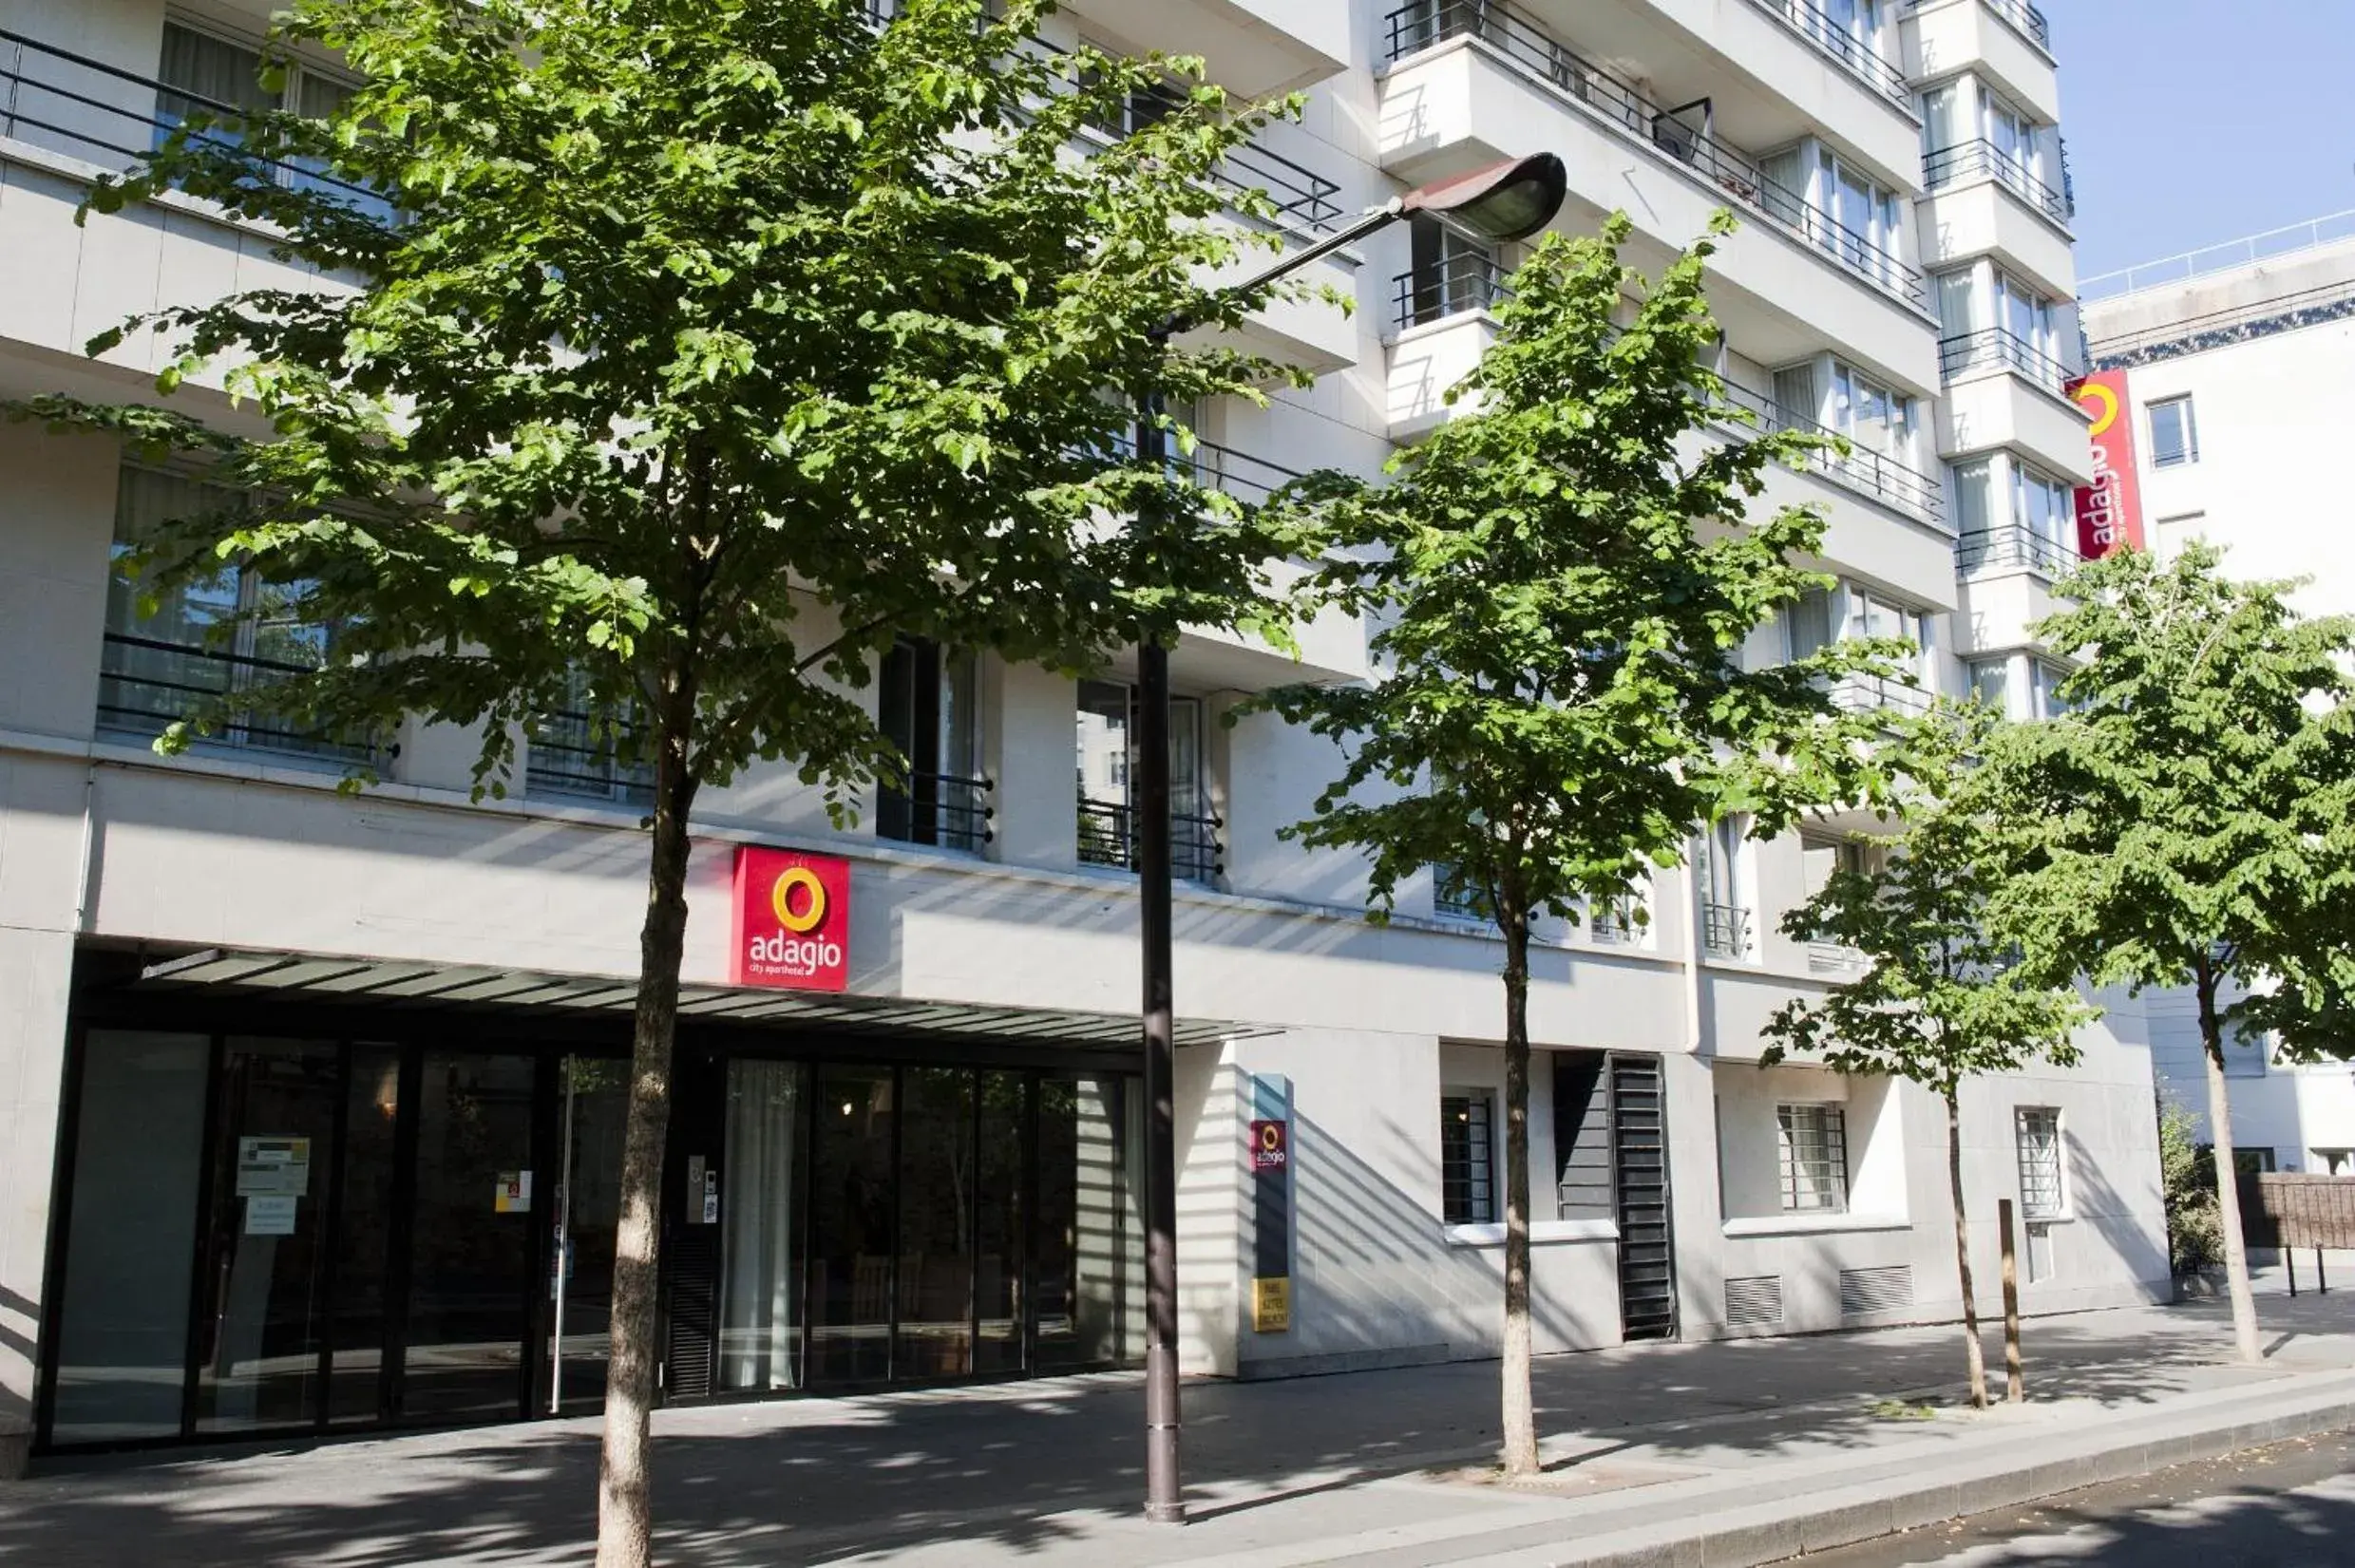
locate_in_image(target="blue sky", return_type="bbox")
[2047,1,2355,282]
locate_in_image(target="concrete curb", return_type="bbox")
[1550,1385,2355,1568]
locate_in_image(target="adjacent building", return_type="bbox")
[0,0,2167,1456]
[2081,214,2355,1177]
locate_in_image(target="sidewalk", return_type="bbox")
[6,1294,2355,1567]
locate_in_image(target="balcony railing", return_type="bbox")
[1590,895,1645,945]
[1923,139,2072,225]
[1106,428,1305,505]
[1382,1,1927,310]
[880,770,995,853]
[527,710,655,807]
[1713,381,1947,527]
[1938,328,2072,394]
[1908,0,2051,49]
[1077,795,1223,883]
[98,631,379,765]
[1392,253,1510,331]
[1831,673,1935,718]
[1959,523,2080,578]
[1701,901,1755,958]
[1742,0,1910,103]
[1807,939,1870,974]
[0,26,385,209]
[1092,82,1345,236]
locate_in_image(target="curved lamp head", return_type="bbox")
[1400,152,1567,244]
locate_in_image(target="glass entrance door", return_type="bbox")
[545,1056,626,1413]
[400,1050,538,1422]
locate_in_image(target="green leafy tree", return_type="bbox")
[1247,215,1899,1475]
[2156,1093,2223,1276]
[1981,541,2355,1366]
[16,2,1316,1559]
[1763,701,2097,1408]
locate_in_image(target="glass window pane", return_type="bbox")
[157,21,275,134]
[49,1031,212,1445]
[328,1044,400,1423]
[1035,1075,1143,1367]
[2150,399,2196,466]
[545,1056,626,1413]
[719,1059,806,1393]
[1953,460,1993,534]
[1075,680,1130,869]
[402,1052,537,1422]
[897,1067,976,1379]
[808,1065,896,1384]
[974,1072,1027,1375]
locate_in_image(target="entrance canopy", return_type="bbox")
[136,947,1260,1049]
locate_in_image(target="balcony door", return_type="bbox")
[1074,679,1209,881]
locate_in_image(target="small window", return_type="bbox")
[527,667,655,807]
[2016,1107,2065,1219]
[1967,656,2011,713]
[2234,1146,2277,1176]
[2149,396,2199,467]
[1776,1103,1849,1212]
[1440,1090,1498,1224]
[2029,660,2075,720]
[1433,863,1490,923]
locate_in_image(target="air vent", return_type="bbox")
[1724,1275,1784,1328]
[1840,1263,1915,1318]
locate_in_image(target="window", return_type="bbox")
[1784,585,1835,663]
[2015,1107,2065,1219]
[1403,215,1500,325]
[2012,463,2076,565]
[1984,90,2046,193]
[2234,1147,2277,1176]
[1799,836,1874,967]
[1589,878,1650,944]
[1698,817,1753,958]
[1440,1090,1498,1225]
[2149,396,2199,467]
[1816,148,1907,287]
[1806,0,1888,72]
[156,21,387,217]
[2028,659,2074,720]
[1951,458,1995,535]
[1967,656,2011,713]
[1829,361,1915,466]
[100,466,370,764]
[527,666,655,806]
[1933,267,1977,341]
[1433,863,1490,923]
[1776,1104,1850,1212]
[1842,585,1934,711]
[1075,679,1216,882]
[879,637,985,852]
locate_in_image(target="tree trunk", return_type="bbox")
[1499,908,1539,1477]
[1944,1089,1988,1409]
[597,662,703,1568]
[2197,966,2262,1366]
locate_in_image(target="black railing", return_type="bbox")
[97,631,378,764]
[880,770,995,853]
[527,711,655,807]
[1434,865,1490,922]
[1923,138,2071,224]
[1959,524,2080,577]
[1590,896,1644,944]
[1713,380,1947,526]
[1702,901,1754,958]
[1077,795,1223,883]
[1391,253,1510,331]
[1743,0,1909,102]
[1092,82,1345,234]
[1939,328,2071,394]
[1383,1,1927,309]
[1905,0,2050,47]
[0,26,385,209]
[1103,428,1305,504]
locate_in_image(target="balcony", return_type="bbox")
[1958,522,2080,579]
[527,709,656,808]
[1702,901,1756,959]
[1807,938,1871,974]
[1938,327,2071,396]
[1743,0,1912,104]
[1714,381,1946,527]
[1906,0,2061,124]
[1831,673,1935,719]
[1385,258,1504,440]
[1379,4,1929,317]
[1057,0,1349,97]
[98,632,380,767]
[1924,140,2070,228]
[1935,361,2093,482]
[1077,795,1223,884]
[1915,173,2076,304]
[880,770,996,854]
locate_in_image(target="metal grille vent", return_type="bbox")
[664,1228,719,1400]
[1840,1263,1915,1318]
[1724,1275,1785,1327]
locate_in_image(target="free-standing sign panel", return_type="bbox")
[731,845,851,991]
[2069,371,2146,559]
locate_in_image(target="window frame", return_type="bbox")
[2015,1106,2066,1221]
[1440,1087,1500,1226]
[2148,395,2199,468]
[1776,1102,1851,1214]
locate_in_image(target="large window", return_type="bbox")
[155,20,387,217]
[1776,1103,1850,1213]
[1698,816,1754,959]
[2013,463,2075,557]
[1401,214,1502,326]
[527,666,655,806]
[101,466,371,764]
[1818,148,1908,288]
[1829,361,1917,466]
[879,636,986,852]
[1967,655,2011,713]
[1074,679,1217,882]
[2015,1107,2065,1220]
[2149,396,2199,467]
[1440,1090,1498,1225]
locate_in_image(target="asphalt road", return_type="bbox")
[1795,1429,2355,1566]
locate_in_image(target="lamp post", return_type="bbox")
[1134,151,1568,1526]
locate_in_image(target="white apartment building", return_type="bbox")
[2081,215,2355,1181]
[0,0,2166,1458]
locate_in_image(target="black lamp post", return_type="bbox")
[1134,151,1568,1526]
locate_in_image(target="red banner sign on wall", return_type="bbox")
[730,846,850,992]
[2069,370,2146,559]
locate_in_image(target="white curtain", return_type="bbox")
[720,1060,804,1391]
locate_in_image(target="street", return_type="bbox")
[1796,1430,2355,1566]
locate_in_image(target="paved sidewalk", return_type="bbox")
[6,1294,2355,1567]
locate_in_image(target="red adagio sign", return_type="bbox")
[730,846,850,992]
[2069,370,2146,559]
[1249,1119,1289,1173]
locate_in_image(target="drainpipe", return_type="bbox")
[71,761,98,933]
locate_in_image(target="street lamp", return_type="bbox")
[1133,151,1567,1526]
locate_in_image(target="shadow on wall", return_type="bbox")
[2063,1126,2174,1299]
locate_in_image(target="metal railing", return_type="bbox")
[1104,427,1305,505]
[527,712,656,806]
[97,631,379,764]
[2090,274,2355,370]
[1701,901,1754,958]
[2081,209,2355,303]
[1832,673,1934,718]
[1434,865,1490,922]
[1958,523,2080,577]
[1590,896,1645,945]
[1938,328,2071,394]
[1077,795,1224,883]
[1383,1,1926,310]
[0,26,385,209]
[1743,0,1909,103]
[1903,0,2050,47]
[880,770,995,853]
[1713,380,1947,526]
[1807,939,1870,974]
[1092,82,1345,234]
[1923,139,2071,225]
[1392,253,1510,331]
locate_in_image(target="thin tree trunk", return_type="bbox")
[1499,907,1539,1477]
[2197,964,2262,1366]
[597,655,703,1568]
[1944,1088,1987,1409]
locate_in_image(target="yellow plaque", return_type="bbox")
[1251,1276,1291,1333]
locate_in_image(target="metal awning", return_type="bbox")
[135,947,1258,1049]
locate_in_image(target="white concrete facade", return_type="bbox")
[0,0,2165,1441]
[2081,221,2355,1177]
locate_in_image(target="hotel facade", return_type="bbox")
[0,0,2169,1457]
